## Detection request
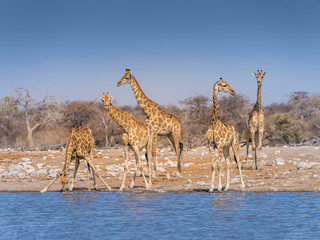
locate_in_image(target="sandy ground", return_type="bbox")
[0,145,320,193]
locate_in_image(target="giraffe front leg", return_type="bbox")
[151,135,158,179]
[69,159,80,191]
[257,128,264,170]
[217,147,223,192]
[87,160,112,192]
[251,132,257,170]
[223,148,230,192]
[209,143,216,193]
[132,146,150,191]
[120,145,129,192]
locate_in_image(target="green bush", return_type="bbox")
[266,113,303,145]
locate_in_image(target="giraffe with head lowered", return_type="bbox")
[101,92,151,191]
[40,126,112,193]
[206,78,245,192]
[117,69,183,178]
[245,70,266,170]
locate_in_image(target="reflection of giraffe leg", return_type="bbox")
[232,136,245,190]
[69,159,80,191]
[209,143,216,193]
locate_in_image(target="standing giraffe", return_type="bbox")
[40,126,112,193]
[245,70,266,170]
[206,78,245,192]
[117,69,183,177]
[101,92,151,191]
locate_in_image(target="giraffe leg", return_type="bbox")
[151,135,158,179]
[223,147,230,192]
[251,132,257,170]
[254,132,259,170]
[131,146,150,191]
[217,147,223,192]
[86,160,112,192]
[232,136,245,190]
[168,132,182,177]
[208,143,216,193]
[120,145,129,192]
[257,128,264,170]
[68,159,80,191]
[245,132,250,164]
[40,171,61,193]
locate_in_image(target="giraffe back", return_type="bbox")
[68,126,94,159]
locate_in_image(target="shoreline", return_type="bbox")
[1,145,320,193]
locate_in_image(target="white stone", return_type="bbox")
[297,162,313,169]
[275,157,285,166]
[196,181,207,186]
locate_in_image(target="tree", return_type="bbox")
[180,94,210,124]
[266,113,303,145]
[289,91,320,119]
[13,87,64,148]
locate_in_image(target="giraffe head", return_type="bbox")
[117,69,132,86]
[252,70,267,86]
[101,92,114,109]
[214,78,235,95]
[60,172,68,193]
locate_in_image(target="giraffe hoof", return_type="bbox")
[209,188,214,193]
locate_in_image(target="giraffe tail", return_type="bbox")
[179,142,183,158]
[86,162,91,174]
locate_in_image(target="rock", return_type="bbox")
[196,181,206,186]
[166,173,171,179]
[275,157,285,166]
[297,162,313,169]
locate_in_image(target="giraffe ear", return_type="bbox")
[252,72,256,77]
[263,72,267,76]
[110,96,114,101]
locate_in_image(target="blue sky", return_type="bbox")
[0,0,319,106]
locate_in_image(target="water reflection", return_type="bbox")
[0,192,320,240]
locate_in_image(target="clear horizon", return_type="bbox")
[1,0,320,107]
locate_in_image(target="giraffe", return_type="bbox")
[245,70,266,170]
[101,92,151,191]
[117,69,183,178]
[206,78,245,192]
[40,126,112,193]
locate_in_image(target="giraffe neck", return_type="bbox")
[130,76,158,117]
[255,84,262,110]
[63,130,75,177]
[210,90,219,123]
[106,104,132,132]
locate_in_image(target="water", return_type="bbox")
[0,192,319,240]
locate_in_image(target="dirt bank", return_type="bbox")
[0,145,320,193]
